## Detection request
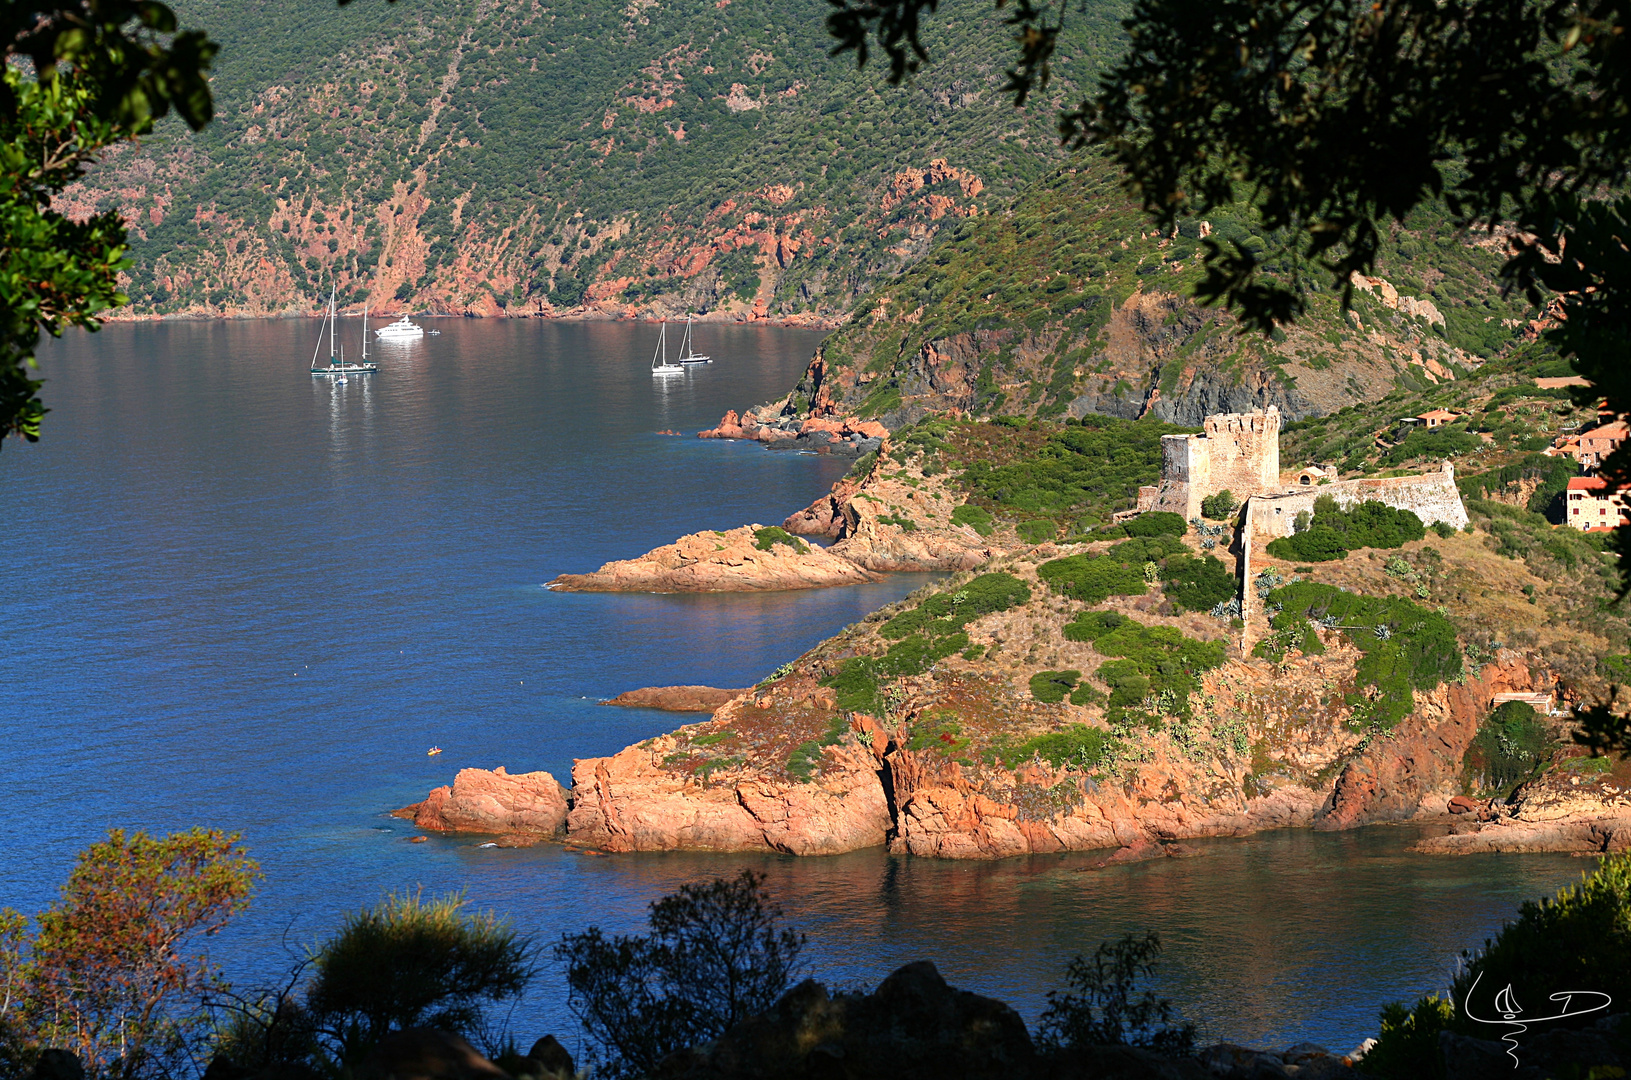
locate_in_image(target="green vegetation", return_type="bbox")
[1115,512,1188,538]
[305,891,532,1060]
[1257,583,1461,729]
[1199,490,1238,520]
[1265,497,1426,562]
[786,716,847,783]
[1384,425,1481,465]
[950,503,994,536]
[876,512,918,532]
[1462,702,1553,797]
[993,723,1111,769]
[1451,852,1631,1039]
[1038,536,1183,604]
[1158,554,1236,612]
[753,526,809,554]
[1036,932,1196,1055]
[953,415,1193,534]
[1359,995,1455,1080]
[1030,669,1104,706]
[823,572,1032,712]
[1063,612,1226,722]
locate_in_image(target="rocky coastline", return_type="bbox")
[600,685,752,712]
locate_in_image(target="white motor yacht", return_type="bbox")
[375,314,425,340]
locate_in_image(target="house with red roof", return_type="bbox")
[1566,475,1630,531]
[1572,421,1628,471]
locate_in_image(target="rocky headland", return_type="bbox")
[417,526,1631,858]
[549,442,1000,593]
[546,524,880,593]
[601,686,752,712]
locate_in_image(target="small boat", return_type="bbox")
[651,320,684,375]
[376,313,425,340]
[676,313,711,364]
[310,284,379,377]
[427,746,442,756]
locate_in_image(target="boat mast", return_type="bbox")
[329,283,337,363]
[362,303,369,362]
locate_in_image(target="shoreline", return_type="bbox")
[95,308,849,330]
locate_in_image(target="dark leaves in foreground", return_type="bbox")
[1038,931,1196,1055]
[556,870,805,1079]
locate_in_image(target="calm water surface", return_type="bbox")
[1,319,1589,1054]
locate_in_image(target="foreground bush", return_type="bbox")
[1462,701,1553,797]
[556,870,805,1079]
[1451,851,1631,1034]
[1037,932,1195,1055]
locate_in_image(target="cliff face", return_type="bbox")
[67,0,1116,321]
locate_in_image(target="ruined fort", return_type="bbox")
[1136,406,1469,534]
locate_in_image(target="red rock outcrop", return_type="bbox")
[546,525,881,592]
[1317,660,1542,829]
[600,685,751,712]
[565,738,891,855]
[397,766,568,838]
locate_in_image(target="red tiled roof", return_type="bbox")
[1569,476,1608,490]
[1581,421,1628,440]
[1417,408,1459,421]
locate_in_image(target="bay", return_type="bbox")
[0,319,1586,1057]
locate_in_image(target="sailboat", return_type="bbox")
[650,320,684,376]
[310,284,379,377]
[676,313,711,364]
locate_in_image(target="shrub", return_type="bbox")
[1200,489,1238,520]
[753,526,808,554]
[1462,701,1552,796]
[1261,583,1462,728]
[1038,553,1147,604]
[1385,425,1479,464]
[1016,518,1057,543]
[1360,995,1454,1080]
[557,872,805,1079]
[1159,554,1236,612]
[1037,932,1195,1055]
[1030,669,1082,703]
[1122,511,1188,537]
[1450,852,1631,1037]
[306,891,532,1059]
[1064,616,1227,719]
[1266,498,1424,561]
[998,723,1110,768]
[951,503,994,535]
[786,717,846,783]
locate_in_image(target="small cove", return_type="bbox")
[0,319,1589,1056]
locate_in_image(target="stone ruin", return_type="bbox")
[1135,405,1470,535]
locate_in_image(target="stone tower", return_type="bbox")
[1146,407,1281,521]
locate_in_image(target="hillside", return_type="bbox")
[62,0,1128,320]
[703,158,1542,429]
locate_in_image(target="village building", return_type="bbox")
[1569,420,1627,472]
[1565,475,1630,531]
[1396,407,1459,436]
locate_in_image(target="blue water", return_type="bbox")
[0,319,1591,1056]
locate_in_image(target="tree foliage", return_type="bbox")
[556,871,805,1079]
[1,1,217,447]
[10,828,259,1078]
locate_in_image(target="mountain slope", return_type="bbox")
[62,0,1128,319]
[718,158,1544,428]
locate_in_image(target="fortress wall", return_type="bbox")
[1250,464,1469,539]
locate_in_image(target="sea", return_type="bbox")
[0,318,1590,1056]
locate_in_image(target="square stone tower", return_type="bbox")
[1148,407,1280,520]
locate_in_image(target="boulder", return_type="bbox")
[398,766,568,840]
[354,1030,507,1080]
[652,961,1038,1080]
